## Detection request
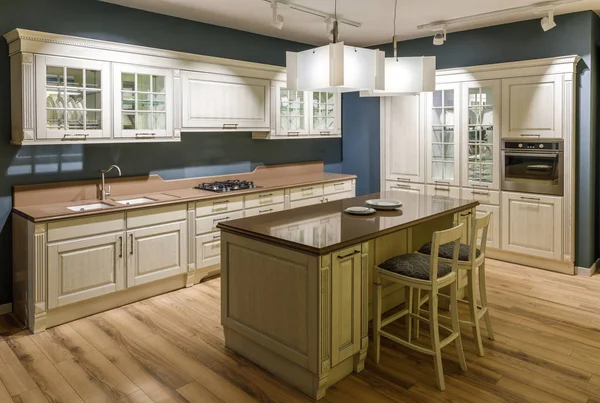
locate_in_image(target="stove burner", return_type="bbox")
[195,180,257,193]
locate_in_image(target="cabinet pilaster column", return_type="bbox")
[32,223,47,333]
[186,203,196,287]
[354,242,369,373]
[317,254,331,399]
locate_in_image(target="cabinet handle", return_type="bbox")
[301,187,313,192]
[222,123,238,129]
[129,234,134,255]
[397,178,411,182]
[259,208,273,214]
[471,191,490,196]
[338,250,361,259]
[288,225,299,230]
[322,198,329,203]
[258,193,273,198]
[520,134,541,137]
[333,182,345,187]
[213,200,229,205]
[392,184,411,189]
[472,184,489,188]
[434,180,451,185]
[460,211,472,217]
[434,187,451,192]
[287,131,300,136]
[320,131,331,135]
[118,236,123,258]
[213,216,230,223]
[62,134,88,141]
[135,133,156,138]
[520,196,541,201]
[213,234,221,240]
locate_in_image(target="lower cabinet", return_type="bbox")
[47,232,125,309]
[290,196,324,209]
[331,246,362,366]
[196,232,222,269]
[126,221,187,287]
[501,192,562,260]
[475,204,500,249]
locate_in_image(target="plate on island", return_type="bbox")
[344,206,376,215]
[366,199,403,211]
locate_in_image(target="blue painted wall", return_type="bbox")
[342,11,599,268]
[0,0,343,304]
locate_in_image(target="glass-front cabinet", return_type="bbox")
[272,81,341,138]
[113,64,173,139]
[35,56,111,140]
[462,80,501,189]
[426,83,461,186]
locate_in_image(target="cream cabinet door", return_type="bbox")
[475,204,500,249]
[47,232,125,309]
[331,246,361,367]
[126,221,187,287]
[272,80,310,137]
[181,71,270,131]
[309,91,342,136]
[196,232,222,269]
[501,75,563,138]
[383,95,425,183]
[501,192,562,259]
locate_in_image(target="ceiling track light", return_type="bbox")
[262,0,361,29]
[540,9,557,31]
[271,1,284,29]
[433,28,446,46]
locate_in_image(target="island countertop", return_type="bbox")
[218,191,479,256]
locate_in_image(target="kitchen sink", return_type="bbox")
[114,197,157,206]
[67,202,113,212]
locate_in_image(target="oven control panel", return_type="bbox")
[503,140,563,151]
[517,143,546,149]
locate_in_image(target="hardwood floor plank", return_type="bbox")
[30,326,74,364]
[176,381,224,403]
[55,358,118,403]
[11,388,48,403]
[118,390,154,403]
[0,340,39,396]
[496,377,569,403]
[0,378,13,402]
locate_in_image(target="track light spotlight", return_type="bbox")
[541,10,556,31]
[271,1,284,29]
[433,29,446,46]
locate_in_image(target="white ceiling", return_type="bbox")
[100,0,600,46]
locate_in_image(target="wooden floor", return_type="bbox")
[2,259,600,402]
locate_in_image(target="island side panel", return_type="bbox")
[220,231,323,397]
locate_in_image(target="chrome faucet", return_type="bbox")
[99,165,122,201]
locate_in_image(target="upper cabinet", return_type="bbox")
[382,95,425,183]
[426,83,461,186]
[309,91,341,136]
[113,63,175,140]
[181,71,270,132]
[36,55,111,141]
[501,75,563,138]
[462,80,501,189]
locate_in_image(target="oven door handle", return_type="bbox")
[503,152,560,158]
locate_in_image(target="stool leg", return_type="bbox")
[413,289,421,340]
[428,292,445,391]
[406,286,413,343]
[451,279,468,372]
[373,274,383,364]
[467,269,484,357]
[479,261,495,340]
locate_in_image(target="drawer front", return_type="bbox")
[244,190,285,209]
[48,213,124,242]
[323,180,353,195]
[460,188,501,205]
[196,231,222,269]
[195,196,244,217]
[426,184,460,199]
[195,210,244,235]
[290,196,323,209]
[126,203,187,229]
[386,181,426,195]
[244,203,285,218]
[323,191,353,203]
[289,185,324,201]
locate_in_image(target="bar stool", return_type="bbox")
[373,223,467,391]
[416,212,494,357]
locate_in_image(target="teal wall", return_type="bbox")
[0,0,343,305]
[342,11,599,268]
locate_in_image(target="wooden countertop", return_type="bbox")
[12,162,355,222]
[218,191,479,256]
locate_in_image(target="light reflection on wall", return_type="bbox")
[7,145,84,176]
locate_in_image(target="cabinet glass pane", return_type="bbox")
[122,92,135,111]
[120,72,169,131]
[433,128,443,142]
[444,109,455,125]
[86,111,101,130]
[122,113,135,130]
[153,113,166,130]
[67,110,84,129]
[432,110,443,125]
[85,91,101,110]
[444,91,454,107]
[430,89,455,181]
[152,75,165,93]
[47,110,65,129]
[153,94,166,111]
[46,88,65,109]
[66,68,83,88]
[432,144,443,159]
[67,90,84,109]
[86,70,101,89]
[137,74,151,92]
[46,66,64,86]
[280,88,306,132]
[137,112,151,130]
[122,73,135,91]
[137,93,151,111]
[312,91,335,130]
[466,86,494,184]
[433,91,442,107]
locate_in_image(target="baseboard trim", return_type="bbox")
[0,303,12,316]
[486,248,574,275]
[576,259,599,277]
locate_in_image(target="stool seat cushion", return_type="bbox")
[378,254,452,281]
[418,242,481,262]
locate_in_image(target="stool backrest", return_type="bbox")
[429,223,464,286]
[469,211,492,259]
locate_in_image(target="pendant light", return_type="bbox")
[286,0,385,93]
[360,0,436,97]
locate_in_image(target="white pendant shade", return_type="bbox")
[360,56,436,97]
[286,42,385,93]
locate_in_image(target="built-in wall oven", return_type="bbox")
[501,139,564,196]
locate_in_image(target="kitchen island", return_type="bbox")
[218,191,478,399]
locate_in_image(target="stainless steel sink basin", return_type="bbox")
[67,202,113,212]
[115,197,157,206]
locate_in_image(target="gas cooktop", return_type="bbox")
[195,180,258,193]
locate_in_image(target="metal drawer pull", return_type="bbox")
[520,134,541,137]
[471,191,490,196]
[258,193,273,198]
[135,133,156,138]
[213,216,230,222]
[62,134,88,141]
[434,180,451,184]
[521,196,541,201]
[118,236,123,258]
[472,184,489,188]
[301,187,313,192]
[434,187,451,192]
[338,250,361,259]
[259,209,273,213]
[222,123,238,129]
[213,235,221,240]
[460,212,472,217]
[287,131,300,136]
[320,131,331,135]
[333,182,345,186]
[392,184,411,189]
[213,200,229,205]
[129,234,134,255]
[397,178,411,182]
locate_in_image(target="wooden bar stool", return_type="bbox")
[417,212,494,357]
[373,224,467,391]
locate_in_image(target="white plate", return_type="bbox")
[344,206,376,215]
[365,199,403,210]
